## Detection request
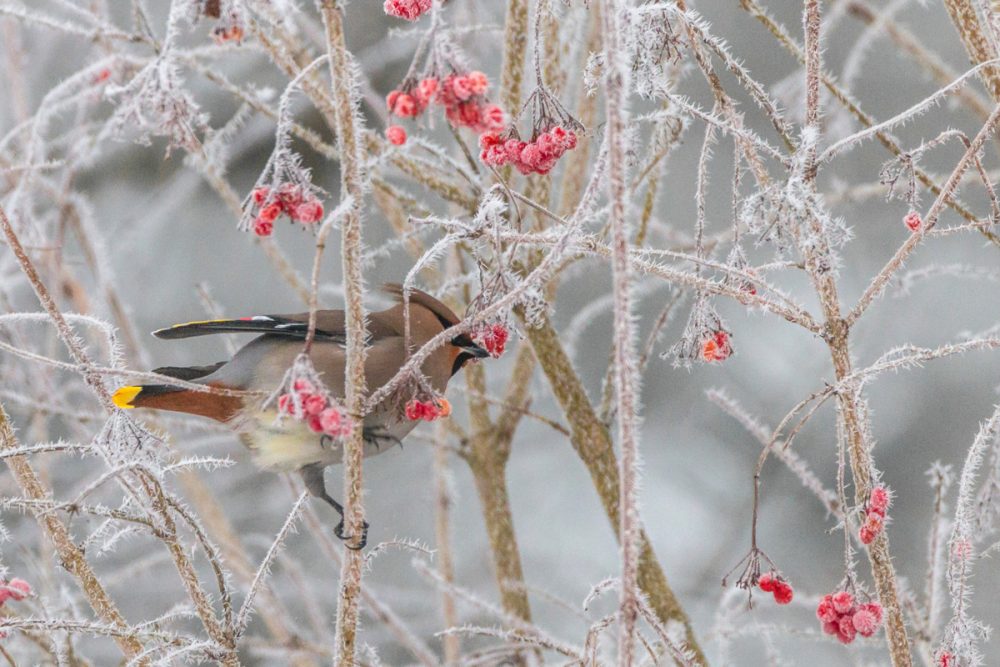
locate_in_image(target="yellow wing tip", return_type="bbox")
[112,386,141,409]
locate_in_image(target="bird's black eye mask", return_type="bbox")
[449,333,490,375]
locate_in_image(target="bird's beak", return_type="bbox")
[462,342,491,359]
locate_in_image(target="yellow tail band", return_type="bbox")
[112,386,141,409]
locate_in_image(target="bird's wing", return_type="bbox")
[153,313,347,342]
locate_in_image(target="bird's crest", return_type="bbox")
[381,284,462,329]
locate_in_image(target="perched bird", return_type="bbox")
[112,285,489,548]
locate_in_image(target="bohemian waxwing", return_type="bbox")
[112,285,490,548]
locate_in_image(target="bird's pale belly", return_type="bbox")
[239,409,416,472]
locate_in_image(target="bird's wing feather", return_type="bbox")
[153,314,346,342]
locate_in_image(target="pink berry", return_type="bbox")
[293,200,324,224]
[7,578,31,601]
[293,379,315,394]
[405,399,425,421]
[319,407,344,436]
[870,485,891,514]
[467,71,489,95]
[831,590,855,614]
[307,414,324,434]
[393,93,418,118]
[258,202,283,224]
[852,608,881,637]
[837,615,857,643]
[860,524,877,545]
[277,393,294,415]
[938,651,954,667]
[303,394,327,417]
[822,620,840,636]
[252,187,270,205]
[772,581,793,605]
[860,602,884,624]
[386,125,407,146]
[417,77,439,104]
[904,210,923,232]
[816,596,839,623]
[253,219,273,237]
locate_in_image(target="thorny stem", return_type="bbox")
[598,0,642,663]
[801,1,911,663]
[318,2,369,665]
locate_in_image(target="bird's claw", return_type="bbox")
[334,518,370,550]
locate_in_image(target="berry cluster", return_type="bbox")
[277,379,352,438]
[479,125,578,175]
[387,73,504,134]
[475,323,509,358]
[249,185,324,237]
[701,330,733,362]
[859,484,891,545]
[816,591,884,644]
[384,0,432,21]
[405,397,452,421]
[757,572,793,604]
[904,210,923,232]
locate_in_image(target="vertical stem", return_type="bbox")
[318,3,369,664]
[802,2,911,665]
[598,0,641,663]
[432,423,460,665]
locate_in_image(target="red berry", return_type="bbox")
[859,524,877,545]
[852,607,881,637]
[860,602,884,624]
[870,485,891,514]
[904,210,923,232]
[293,379,315,394]
[772,581,793,605]
[7,579,30,602]
[307,414,324,434]
[258,202,283,224]
[405,399,425,421]
[837,615,857,644]
[303,394,327,417]
[393,93,418,118]
[386,125,407,146]
[816,596,839,623]
[831,590,855,614]
[938,651,954,667]
[253,219,274,237]
[758,573,776,593]
[822,620,840,636]
[701,330,732,362]
[293,200,324,224]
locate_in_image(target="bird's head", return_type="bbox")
[382,285,490,375]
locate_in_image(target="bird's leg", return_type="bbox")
[300,463,368,550]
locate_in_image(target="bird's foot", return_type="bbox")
[362,426,403,451]
[334,518,370,550]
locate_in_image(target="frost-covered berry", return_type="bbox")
[386,125,407,146]
[758,573,776,593]
[293,200,324,224]
[253,219,274,237]
[701,330,732,362]
[816,595,839,623]
[772,580,794,604]
[831,590,855,614]
[852,604,883,637]
[303,394,327,417]
[477,323,509,358]
[6,578,31,602]
[258,202,283,224]
[869,485,891,515]
[904,210,923,232]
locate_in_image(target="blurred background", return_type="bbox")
[2,0,1000,664]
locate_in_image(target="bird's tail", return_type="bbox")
[112,384,242,422]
